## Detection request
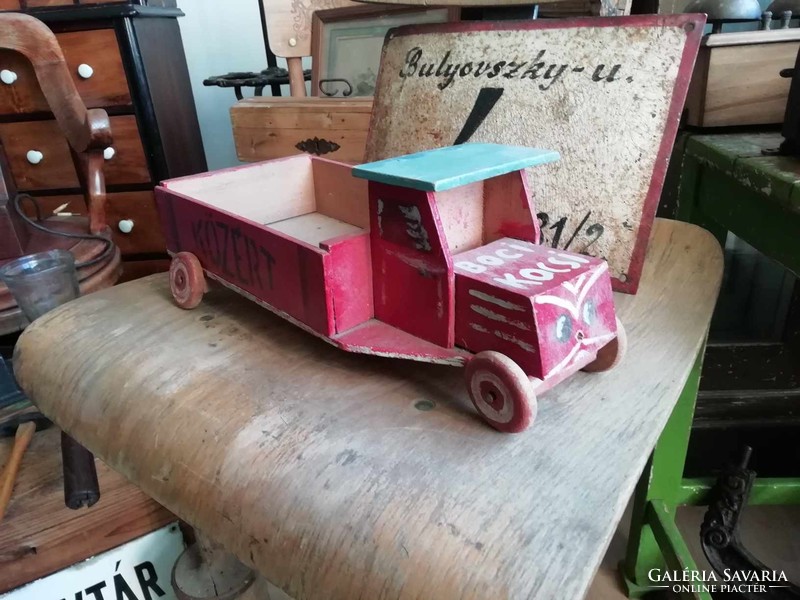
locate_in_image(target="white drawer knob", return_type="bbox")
[77,64,94,79]
[118,219,134,234]
[0,69,17,85]
[26,150,43,165]
[103,146,115,160]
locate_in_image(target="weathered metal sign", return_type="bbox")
[366,15,705,293]
[1,524,183,600]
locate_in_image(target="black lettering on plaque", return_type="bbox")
[439,62,461,90]
[540,64,568,91]
[487,61,506,78]
[522,51,546,79]
[503,61,526,79]
[435,51,451,76]
[592,64,621,82]
[473,61,490,77]
[112,573,138,600]
[418,61,435,77]
[84,582,107,600]
[400,47,422,77]
[454,87,504,145]
[134,562,166,600]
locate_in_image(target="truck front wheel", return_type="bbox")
[465,351,537,433]
[583,318,627,372]
[170,252,205,310]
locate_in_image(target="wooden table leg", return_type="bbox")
[287,57,306,97]
[172,532,255,600]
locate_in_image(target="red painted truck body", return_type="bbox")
[156,145,623,432]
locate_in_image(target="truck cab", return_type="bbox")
[352,143,618,384]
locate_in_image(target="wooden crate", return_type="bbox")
[230,96,372,164]
[685,30,800,128]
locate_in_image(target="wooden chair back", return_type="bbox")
[0,13,111,233]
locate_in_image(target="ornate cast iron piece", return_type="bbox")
[318,78,353,97]
[204,67,312,100]
[700,447,800,599]
[295,138,341,156]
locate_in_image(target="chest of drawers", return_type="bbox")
[0,0,205,277]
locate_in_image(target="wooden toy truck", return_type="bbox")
[155,144,625,433]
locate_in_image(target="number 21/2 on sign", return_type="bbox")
[450,89,606,259]
[537,211,605,257]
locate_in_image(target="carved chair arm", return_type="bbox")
[0,14,111,232]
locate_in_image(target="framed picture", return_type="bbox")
[311,6,457,98]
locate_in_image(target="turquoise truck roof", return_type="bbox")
[351,143,559,192]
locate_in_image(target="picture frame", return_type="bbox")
[311,5,458,98]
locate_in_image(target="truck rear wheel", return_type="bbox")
[465,351,536,433]
[170,252,205,310]
[583,318,627,372]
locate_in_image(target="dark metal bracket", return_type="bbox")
[701,447,800,599]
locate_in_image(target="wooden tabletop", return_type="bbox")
[13,219,722,600]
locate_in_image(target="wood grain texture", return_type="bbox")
[0,119,80,190]
[231,97,372,164]
[101,115,150,185]
[0,427,174,594]
[0,115,148,191]
[105,191,165,255]
[685,41,799,127]
[13,219,722,600]
[703,28,800,47]
[57,29,131,108]
[312,157,370,228]
[131,17,207,181]
[23,191,165,255]
[24,0,74,7]
[0,14,112,154]
[0,421,36,522]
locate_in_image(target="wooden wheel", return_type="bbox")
[583,318,627,373]
[169,252,205,310]
[465,351,536,433]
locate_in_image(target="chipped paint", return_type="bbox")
[493,329,537,353]
[468,289,525,311]
[470,304,531,331]
[399,204,432,252]
[376,198,384,236]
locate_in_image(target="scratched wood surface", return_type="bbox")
[0,428,174,594]
[366,16,704,293]
[685,37,800,127]
[14,219,722,600]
